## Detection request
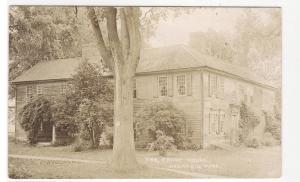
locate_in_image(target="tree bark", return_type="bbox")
[111,65,138,171]
[84,7,141,171]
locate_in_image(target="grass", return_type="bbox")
[8,140,281,178]
[9,158,192,179]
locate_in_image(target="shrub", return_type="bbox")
[262,132,278,146]
[239,102,261,143]
[75,99,113,149]
[71,140,91,152]
[99,126,113,148]
[52,60,113,146]
[19,97,53,145]
[147,130,177,157]
[245,137,260,148]
[264,111,281,141]
[135,101,186,148]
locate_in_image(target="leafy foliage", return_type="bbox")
[147,130,176,157]
[52,60,113,148]
[9,6,81,97]
[264,111,281,141]
[239,102,260,143]
[245,136,260,148]
[75,99,113,148]
[20,97,52,144]
[135,101,186,148]
[189,29,235,62]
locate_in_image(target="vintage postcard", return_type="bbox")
[8,6,281,179]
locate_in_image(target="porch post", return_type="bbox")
[52,125,56,144]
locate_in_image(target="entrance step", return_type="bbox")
[36,142,52,147]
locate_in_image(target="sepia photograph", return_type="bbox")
[7,5,282,179]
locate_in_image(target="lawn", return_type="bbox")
[8,140,281,178]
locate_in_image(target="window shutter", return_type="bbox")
[187,73,192,96]
[168,74,173,97]
[153,75,158,98]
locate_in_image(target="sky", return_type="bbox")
[147,8,268,47]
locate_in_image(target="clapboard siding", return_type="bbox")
[201,69,277,148]
[15,81,68,141]
[134,70,203,146]
[15,70,205,147]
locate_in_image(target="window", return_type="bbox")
[209,109,218,135]
[159,76,167,96]
[26,85,34,101]
[177,75,186,95]
[60,83,67,94]
[209,74,217,97]
[217,77,224,99]
[217,110,225,135]
[37,85,43,96]
[133,79,137,98]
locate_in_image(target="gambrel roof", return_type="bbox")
[12,44,276,89]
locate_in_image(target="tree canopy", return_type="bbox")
[9,6,81,97]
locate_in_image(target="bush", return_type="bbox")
[99,126,113,149]
[262,132,278,146]
[75,99,113,149]
[135,101,186,148]
[239,102,261,144]
[71,140,91,152]
[19,97,53,145]
[264,111,281,141]
[147,130,177,157]
[245,137,260,148]
[52,60,113,147]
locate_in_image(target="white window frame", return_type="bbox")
[60,83,67,94]
[158,75,168,97]
[176,74,186,96]
[37,85,43,96]
[26,85,34,101]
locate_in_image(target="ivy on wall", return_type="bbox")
[20,97,53,144]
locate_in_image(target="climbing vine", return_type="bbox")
[20,97,53,144]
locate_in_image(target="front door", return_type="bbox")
[230,106,240,145]
[37,121,53,142]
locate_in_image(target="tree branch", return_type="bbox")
[124,7,141,70]
[86,7,114,71]
[105,7,124,66]
[140,8,155,22]
[120,8,130,59]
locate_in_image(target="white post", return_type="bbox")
[52,125,56,144]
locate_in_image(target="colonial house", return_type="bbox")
[12,43,278,148]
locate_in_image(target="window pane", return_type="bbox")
[37,85,43,96]
[159,76,167,96]
[177,75,186,95]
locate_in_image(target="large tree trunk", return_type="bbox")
[84,7,141,171]
[111,64,138,171]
